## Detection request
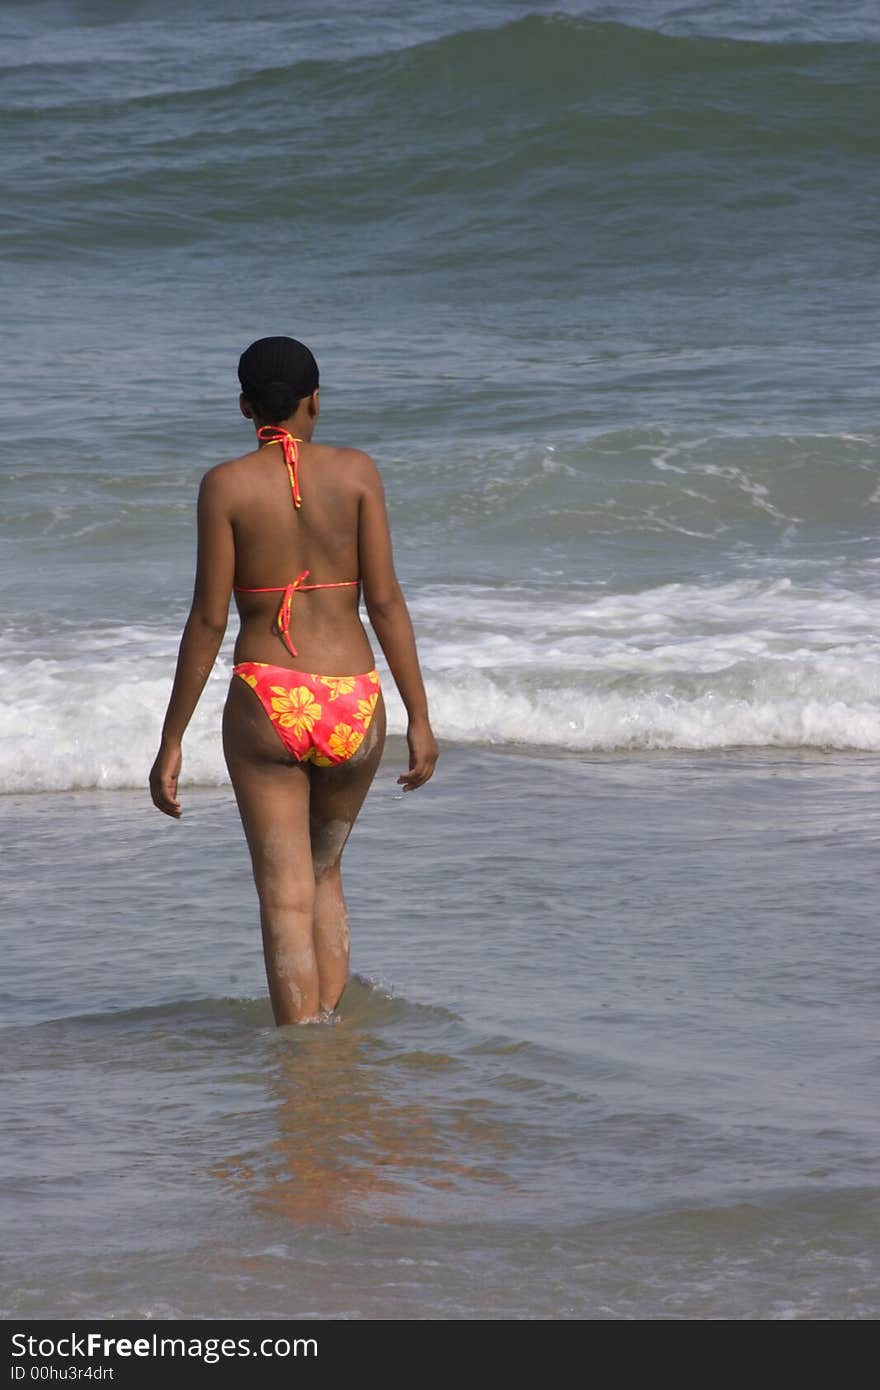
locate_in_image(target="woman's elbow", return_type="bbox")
[187,608,228,642]
[364,590,404,627]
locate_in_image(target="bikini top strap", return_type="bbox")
[257,425,302,508]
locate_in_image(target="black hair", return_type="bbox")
[238,336,319,424]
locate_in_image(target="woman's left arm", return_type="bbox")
[149,468,235,818]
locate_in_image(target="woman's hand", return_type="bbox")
[150,739,183,818]
[398,718,439,792]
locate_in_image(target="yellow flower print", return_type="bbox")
[321,675,356,702]
[269,685,322,735]
[368,669,379,685]
[356,691,379,725]
[240,672,259,689]
[327,723,364,760]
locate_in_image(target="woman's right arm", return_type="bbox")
[357,455,439,791]
[149,467,235,818]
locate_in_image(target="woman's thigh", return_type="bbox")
[309,691,387,868]
[223,676,312,893]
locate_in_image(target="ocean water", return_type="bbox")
[2,0,879,1319]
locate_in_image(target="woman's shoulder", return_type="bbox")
[305,442,383,490]
[199,443,262,487]
[197,442,383,507]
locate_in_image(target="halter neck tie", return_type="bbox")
[257,425,301,508]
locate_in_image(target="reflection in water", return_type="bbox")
[213,1019,518,1228]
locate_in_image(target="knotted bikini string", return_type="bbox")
[257,424,301,507]
[276,569,311,658]
[266,571,361,659]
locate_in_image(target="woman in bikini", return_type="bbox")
[149,336,439,1025]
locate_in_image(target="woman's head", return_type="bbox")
[238,336,319,425]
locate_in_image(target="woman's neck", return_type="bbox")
[255,410,315,442]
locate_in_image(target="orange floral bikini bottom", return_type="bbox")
[234,663,381,766]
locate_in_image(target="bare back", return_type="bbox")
[221,438,376,675]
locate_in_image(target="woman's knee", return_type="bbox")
[257,871,316,921]
[310,817,353,878]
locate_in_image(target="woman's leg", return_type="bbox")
[223,677,319,1025]
[309,694,386,1012]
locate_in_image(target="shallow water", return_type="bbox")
[3,747,878,1318]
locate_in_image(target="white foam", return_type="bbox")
[2,575,880,792]
[0,648,232,794]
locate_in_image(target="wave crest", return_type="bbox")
[3,571,880,796]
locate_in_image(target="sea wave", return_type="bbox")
[3,576,880,794]
[394,429,880,543]
[3,430,877,554]
[5,15,878,117]
[4,14,877,256]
